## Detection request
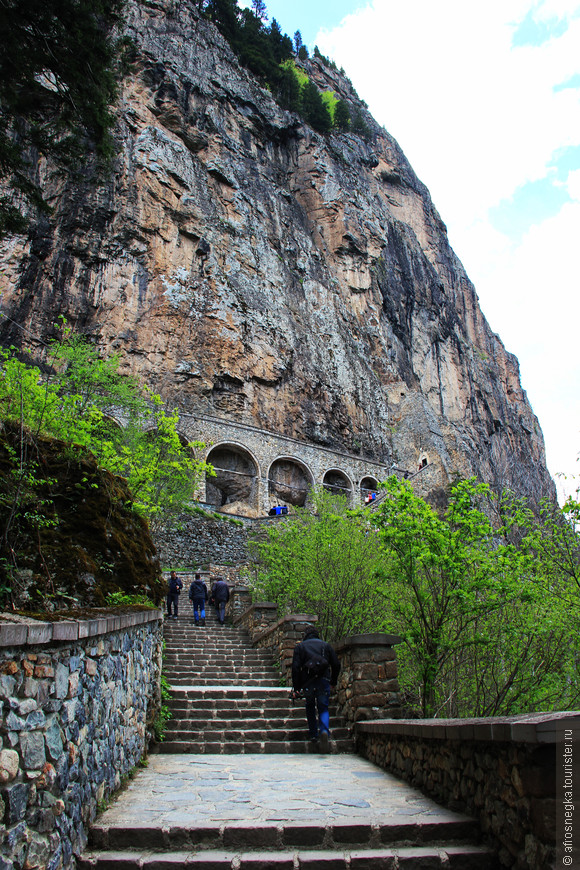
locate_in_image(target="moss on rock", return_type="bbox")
[0,424,163,610]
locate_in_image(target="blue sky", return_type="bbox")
[242,0,580,500]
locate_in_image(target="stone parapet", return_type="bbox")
[0,608,163,870]
[356,712,579,870]
[334,633,403,723]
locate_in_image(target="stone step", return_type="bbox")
[162,727,353,742]
[163,662,280,684]
[167,678,282,686]
[166,714,310,727]
[155,738,355,754]
[78,844,497,869]
[80,816,495,868]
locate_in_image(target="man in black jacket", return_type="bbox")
[166,571,183,620]
[211,576,230,625]
[291,627,340,752]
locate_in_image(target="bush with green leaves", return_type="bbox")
[249,487,389,640]
[250,476,580,718]
[0,325,213,550]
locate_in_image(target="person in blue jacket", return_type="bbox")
[189,573,208,626]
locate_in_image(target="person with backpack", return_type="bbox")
[188,573,208,626]
[291,626,340,752]
[166,570,183,620]
[211,576,230,625]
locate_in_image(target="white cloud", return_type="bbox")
[317,0,580,498]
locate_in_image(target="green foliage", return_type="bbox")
[334,99,351,132]
[300,81,332,134]
[0,327,213,531]
[203,2,361,139]
[371,477,580,718]
[250,474,580,718]
[0,0,124,235]
[105,591,157,608]
[249,487,389,641]
[153,704,172,742]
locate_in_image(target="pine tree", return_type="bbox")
[294,30,303,53]
[0,0,123,235]
[300,81,332,134]
[334,99,351,132]
[251,0,267,21]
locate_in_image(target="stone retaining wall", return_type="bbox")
[356,713,577,870]
[0,608,163,870]
[154,513,253,569]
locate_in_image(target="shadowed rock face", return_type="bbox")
[0,0,554,503]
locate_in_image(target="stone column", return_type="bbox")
[335,633,402,723]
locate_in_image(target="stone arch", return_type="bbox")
[205,442,260,516]
[267,457,314,508]
[418,454,429,471]
[322,468,353,502]
[360,475,379,503]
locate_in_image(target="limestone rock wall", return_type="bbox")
[0,0,554,502]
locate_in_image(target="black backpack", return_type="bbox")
[303,641,329,680]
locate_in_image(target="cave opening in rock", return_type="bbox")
[205,444,259,515]
[268,458,313,509]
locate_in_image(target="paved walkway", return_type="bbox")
[97,753,469,828]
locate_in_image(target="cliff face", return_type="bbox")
[0,0,553,501]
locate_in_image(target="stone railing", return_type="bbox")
[355,712,578,870]
[0,607,163,870]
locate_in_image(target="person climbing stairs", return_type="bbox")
[78,600,499,868]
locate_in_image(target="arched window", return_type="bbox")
[205,444,259,514]
[360,476,379,504]
[268,458,314,508]
[322,469,353,502]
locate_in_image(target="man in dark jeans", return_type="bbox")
[211,576,230,625]
[166,570,183,619]
[292,626,340,752]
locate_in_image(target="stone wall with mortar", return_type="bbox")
[355,713,577,870]
[0,609,163,870]
[335,634,403,723]
[154,512,253,570]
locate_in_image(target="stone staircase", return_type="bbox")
[159,604,353,754]
[79,603,499,869]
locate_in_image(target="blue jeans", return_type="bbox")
[192,599,205,622]
[218,601,226,624]
[304,678,330,739]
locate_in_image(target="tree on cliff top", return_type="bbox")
[0,0,124,235]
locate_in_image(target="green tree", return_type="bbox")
[300,80,332,134]
[0,0,124,235]
[371,476,580,717]
[334,99,351,132]
[0,329,213,531]
[251,0,267,21]
[249,488,388,640]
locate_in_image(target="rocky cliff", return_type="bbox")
[0,0,554,502]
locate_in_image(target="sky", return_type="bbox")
[242,0,580,503]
